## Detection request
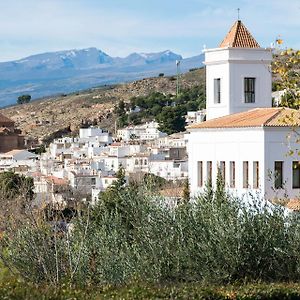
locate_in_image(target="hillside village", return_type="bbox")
[0,19,299,212]
[2,8,300,297]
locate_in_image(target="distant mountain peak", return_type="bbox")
[0,48,203,107]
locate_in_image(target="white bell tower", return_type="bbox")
[205,20,272,120]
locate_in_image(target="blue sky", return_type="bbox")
[0,0,299,62]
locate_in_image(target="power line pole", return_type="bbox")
[176,60,181,97]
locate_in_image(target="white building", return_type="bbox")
[79,127,112,144]
[185,110,206,125]
[149,159,188,181]
[205,20,272,121]
[0,149,39,173]
[117,121,167,142]
[187,20,300,200]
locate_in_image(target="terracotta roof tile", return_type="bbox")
[46,176,68,185]
[219,20,260,48]
[0,113,14,126]
[286,199,300,211]
[188,108,300,129]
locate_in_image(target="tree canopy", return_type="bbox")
[114,84,206,134]
[272,49,300,108]
[17,94,31,105]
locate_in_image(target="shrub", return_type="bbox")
[2,182,300,287]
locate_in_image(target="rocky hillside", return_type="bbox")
[1,69,205,143]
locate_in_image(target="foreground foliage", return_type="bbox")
[1,279,300,300]
[2,180,300,289]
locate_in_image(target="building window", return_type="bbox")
[214,78,221,104]
[230,161,235,188]
[244,77,255,103]
[91,178,96,185]
[243,161,249,188]
[292,161,300,188]
[274,161,283,189]
[220,161,225,182]
[197,161,203,187]
[207,161,212,183]
[253,161,259,189]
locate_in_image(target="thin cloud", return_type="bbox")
[0,0,298,61]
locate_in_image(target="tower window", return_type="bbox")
[244,77,255,103]
[214,78,221,104]
[292,161,300,189]
[274,161,283,189]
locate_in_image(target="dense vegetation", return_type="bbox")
[1,174,300,285]
[1,172,300,297]
[114,84,206,134]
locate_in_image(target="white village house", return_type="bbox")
[187,20,300,200]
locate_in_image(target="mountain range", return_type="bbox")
[0,48,203,107]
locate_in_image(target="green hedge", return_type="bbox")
[1,280,300,300]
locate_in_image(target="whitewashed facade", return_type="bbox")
[187,20,300,200]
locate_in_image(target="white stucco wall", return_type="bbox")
[187,127,265,197]
[188,126,300,200]
[205,47,272,120]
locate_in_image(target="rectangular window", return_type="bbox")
[214,78,221,104]
[244,77,255,103]
[207,161,212,183]
[292,161,300,189]
[243,161,249,188]
[274,161,283,189]
[220,161,225,182]
[197,161,203,187]
[230,161,235,188]
[253,161,259,189]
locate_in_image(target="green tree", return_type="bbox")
[114,100,126,116]
[215,167,226,203]
[156,106,186,134]
[182,178,190,203]
[17,94,31,104]
[272,49,300,108]
[0,171,34,200]
[98,166,126,213]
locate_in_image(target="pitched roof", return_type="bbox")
[286,199,300,211]
[0,113,14,126]
[188,108,300,129]
[219,20,260,48]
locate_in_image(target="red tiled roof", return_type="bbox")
[286,199,300,211]
[219,20,260,48]
[188,108,300,129]
[46,176,68,185]
[0,113,14,127]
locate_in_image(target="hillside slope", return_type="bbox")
[1,69,205,142]
[0,47,203,107]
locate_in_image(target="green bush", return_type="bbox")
[2,182,300,288]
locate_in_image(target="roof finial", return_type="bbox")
[237,8,240,20]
